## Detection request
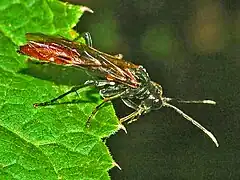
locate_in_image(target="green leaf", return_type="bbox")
[0,0,120,179]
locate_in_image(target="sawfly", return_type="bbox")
[18,32,219,147]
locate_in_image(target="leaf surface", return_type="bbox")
[0,0,119,179]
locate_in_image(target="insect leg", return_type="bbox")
[121,98,139,110]
[34,80,96,107]
[81,32,93,47]
[120,99,146,124]
[120,108,145,124]
[86,92,125,127]
[73,32,93,47]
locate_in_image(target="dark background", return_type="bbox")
[68,0,238,179]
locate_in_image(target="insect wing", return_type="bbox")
[25,33,78,48]
[19,33,101,66]
[19,33,140,87]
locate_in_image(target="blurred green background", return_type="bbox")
[68,0,238,179]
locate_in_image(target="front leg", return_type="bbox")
[120,98,147,124]
[120,108,145,124]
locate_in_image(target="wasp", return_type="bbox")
[18,32,219,147]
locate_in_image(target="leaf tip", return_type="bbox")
[117,123,127,134]
[113,161,122,171]
[80,6,94,14]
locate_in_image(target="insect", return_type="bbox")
[18,32,219,147]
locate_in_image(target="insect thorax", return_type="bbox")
[121,81,164,112]
[99,66,164,112]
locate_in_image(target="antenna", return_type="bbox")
[163,97,216,105]
[162,98,219,147]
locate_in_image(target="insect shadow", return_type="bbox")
[19,59,94,86]
[18,59,100,104]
